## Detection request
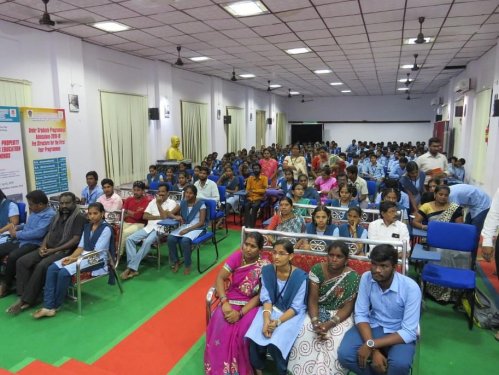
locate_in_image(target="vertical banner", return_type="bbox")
[0,106,27,202]
[20,107,69,195]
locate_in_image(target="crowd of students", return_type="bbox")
[0,135,497,371]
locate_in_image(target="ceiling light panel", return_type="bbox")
[189,56,211,62]
[285,47,311,55]
[92,21,130,32]
[239,73,256,78]
[314,69,332,74]
[224,1,269,17]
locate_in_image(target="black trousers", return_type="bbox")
[244,200,261,228]
[16,250,67,305]
[0,242,39,287]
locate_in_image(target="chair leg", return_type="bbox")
[77,270,82,316]
[196,240,219,273]
[468,289,475,330]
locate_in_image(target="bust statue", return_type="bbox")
[167,135,184,161]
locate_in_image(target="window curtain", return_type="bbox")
[470,89,492,184]
[276,112,287,146]
[255,110,266,148]
[181,101,208,164]
[100,91,148,185]
[227,107,244,152]
[0,78,32,107]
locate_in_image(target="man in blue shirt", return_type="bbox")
[449,183,490,233]
[338,244,421,375]
[0,190,55,297]
[80,170,104,205]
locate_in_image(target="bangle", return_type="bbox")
[331,315,341,325]
[276,318,282,327]
[311,316,319,323]
[220,296,227,303]
[263,309,272,315]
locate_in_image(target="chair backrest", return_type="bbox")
[217,185,226,202]
[208,175,219,183]
[427,221,478,252]
[238,175,245,190]
[367,180,377,196]
[203,199,217,223]
[17,202,27,224]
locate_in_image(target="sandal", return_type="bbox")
[128,270,139,279]
[6,301,30,315]
[171,262,180,273]
[33,308,56,319]
[120,269,131,280]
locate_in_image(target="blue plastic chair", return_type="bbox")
[366,180,377,201]
[213,186,228,243]
[208,175,219,183]
[421,221,478,329]
[16,202,27,224]
[192,199,219,273]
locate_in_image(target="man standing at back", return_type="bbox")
[338,244,421,375]
[194,166,220,203]
[244,163,268,228]
[416,137,448,184]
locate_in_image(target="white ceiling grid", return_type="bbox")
[0,0,497,96]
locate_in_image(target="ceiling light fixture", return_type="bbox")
[398,87,409,91]
[285,47,311,55]
[329,82,343,86]
[189,56,211,62]
[289,90,300,95]
[92,21,130,32]
[405,37,432,45]
[401,64,413,69]
[398,78,413,83]
[314,69,332,74]
[224,1,269,17]
[239,73,256,78]
[341,90,352,93]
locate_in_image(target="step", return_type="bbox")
[16,360,73,375]
[60,359,116,375]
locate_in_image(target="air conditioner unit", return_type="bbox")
[454,79,470,94]
[430,97,443,106]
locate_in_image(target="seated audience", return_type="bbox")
[259,148,279,187]
[167,184,207,275]
[329,173,349,200]
[389,156,408,179]
[278,170,295,197]
[0,188,19,235]
[289,183,310,216]
[338,244,421,375]
[368,201,410,255]
[7,192,86,315]
[164,167,177,186]
[379,188,408,223]
[330,183,358,211]
[217,165,240,213]
[204,232,271,375]
[244,163,268,228]
[194,166,220,203]
[267,197,305,235]
[447,156,465,182]
[81,171,104,205]
[314,166,338,204]
[245,240,308,375]
[33,202,112,318]
[413,185,464,302]
[311,146,330,179]
[346,165,369,208]
[296,205,336,250]
[192,165,201,183]
[121,181,151,253]
[333,207,368,255]
[173,171,189,192]
[283,144,308,180]
[288,241,360,375]
[97,178,123,212]
[399,161,425,213]
[375,179,410,210]
[121,183,177,280]
[298,174,320,201]
[0,190,55,297]
[146,165,164,188]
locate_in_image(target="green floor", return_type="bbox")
[0,231,241,371]
[1,230,498,375]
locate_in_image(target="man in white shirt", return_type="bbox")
[347,165,369,208]
[368,201,411,255]
[121,183,178,280]
[194,166,220,203]
[416,137,448,184]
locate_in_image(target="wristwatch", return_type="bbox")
[366,339,375,349]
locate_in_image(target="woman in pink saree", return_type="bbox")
[204,232,270,375]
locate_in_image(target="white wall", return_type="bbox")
[437,40,499,194]
[284,94,435,149]
[0,20,285,192]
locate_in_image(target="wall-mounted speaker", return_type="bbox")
[454,106,463,117]
[266,117,272,125]
[492,99,499,117]
[148,108,160,120]
[435,114,442,122]
[223,115,231,125]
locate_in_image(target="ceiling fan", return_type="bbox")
[400,90,420,101]
[301,95,313,103]
[230,68,237,81]
[411,54,420,71]
[37,0,95,27]
[404,73,412,87]
[267,80,279,92]
[175,46,184,66]
[415,17,427,44]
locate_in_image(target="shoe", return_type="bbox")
[33,308,56,319]
[6,300,30,315]
[128,270,139,279]
[120,269,131,280]
[171,262,180,273]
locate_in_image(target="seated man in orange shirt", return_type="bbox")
[243,163,268,228]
